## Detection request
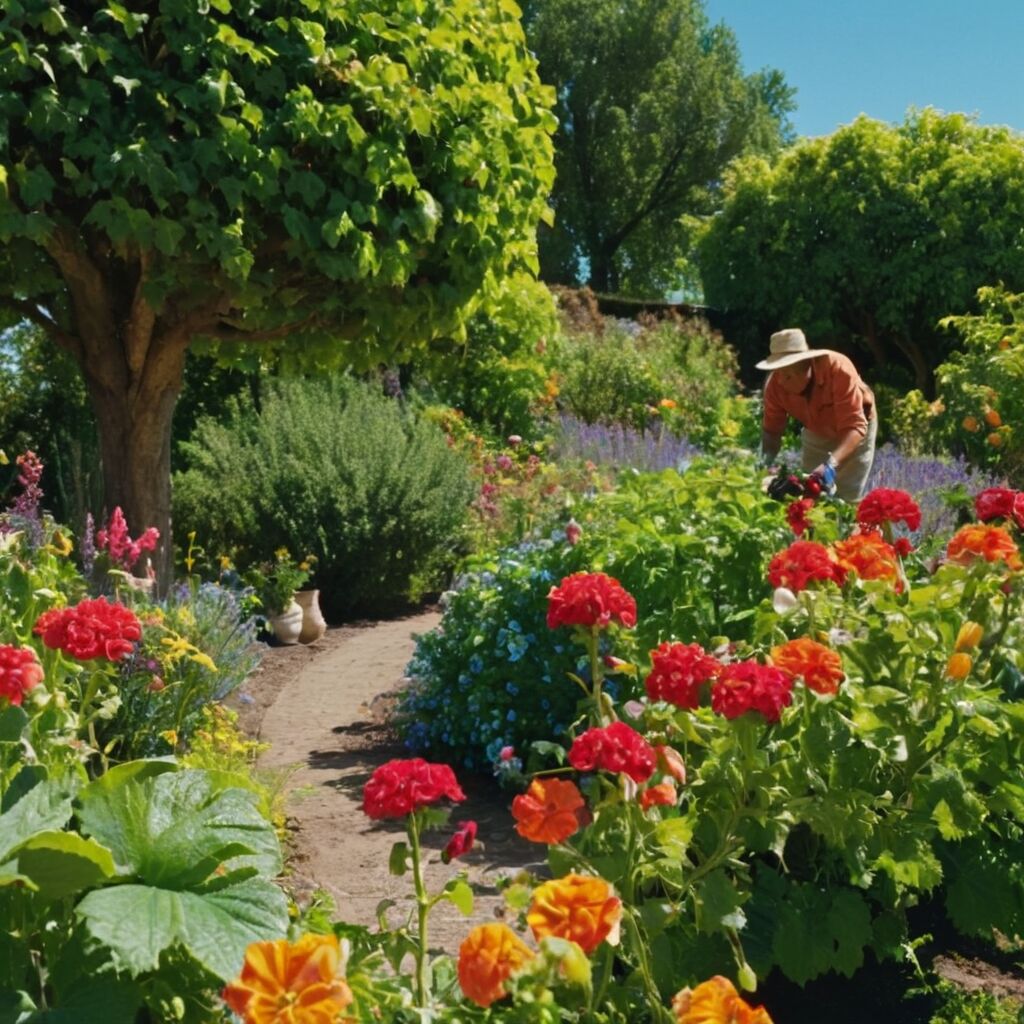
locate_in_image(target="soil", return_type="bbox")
[227,610,544,955]
[229,611,1024,1012]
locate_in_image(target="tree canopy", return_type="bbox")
[0,0,556,571]
[524,0,793,295]
[697,110,1024,392]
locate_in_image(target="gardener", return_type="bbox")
[758,328,877,501]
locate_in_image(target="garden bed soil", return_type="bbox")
[230,614,1024,1011]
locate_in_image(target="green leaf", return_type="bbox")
[12,831,116,901]
[0,777,74,863]
[388,840,409,876]
[75,877,289,981]
[442,878,474,916]
[695,869,745,933]
[0,704,28,743]
[76,769,282,886]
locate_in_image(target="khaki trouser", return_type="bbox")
[800,415,878,501]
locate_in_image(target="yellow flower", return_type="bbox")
[275,547,290,560]
[0,449,7,465]
[50,530,73,556]
[954,622,983,652]
[219,555,233,570]
[161,729,179,747]
[189,652,218,672]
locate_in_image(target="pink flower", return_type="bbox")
[565,519,582,546]
[95,507,160,572]
[499,745,516,762]
[496,454,514,472]
[507,435,523,447]
[442,820,477,864]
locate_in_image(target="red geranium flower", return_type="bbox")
[644,641,721,709]
[711,662,793,723]
[639,781,678,812]
[894,537,914,558]
[33,598,142,663]
[856,488,922,532]
[786,497,816,537]
[362,758,466,819]
[767,541,846,593]
[0,645,44,706]
[442,820,478,864]
[547,572,637,630]
[568,721,656,782]
[974,486,1018,523]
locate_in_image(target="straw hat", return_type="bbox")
[755,328,828,370]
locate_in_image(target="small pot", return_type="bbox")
[295,589,327,644]
[267,599,303,645]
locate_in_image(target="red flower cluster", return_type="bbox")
[568,721,656,782]
[547,572,637,630]
[96,506,160,572]
[443,820,478,864]
[833,531,902,588]
[974,487,1024,528]
[644,641,721,709]
[770,637,845,696]
[362,758,466,819]
[0,644,44,706]
[33,598,142,662]
[786,498,816,537]
[856,488,922,532]
[711,662,793,723]
[767,541,845,592]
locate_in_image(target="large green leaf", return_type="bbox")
[75,877,289,981]
[11,831,116,901]
[76,768,281,886]
[0,778,75,864]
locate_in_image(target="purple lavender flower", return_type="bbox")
[81,512,96,576]
[552,414,702,473]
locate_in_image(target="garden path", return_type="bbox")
[251,612,544,953]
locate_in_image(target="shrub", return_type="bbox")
[399,458,793,771]
[936,285,1024,484]
[414,274,559,441]
[173,375,475,619]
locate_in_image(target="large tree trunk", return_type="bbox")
[82,341,187,587]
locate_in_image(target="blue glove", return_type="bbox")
[810,462,837,495]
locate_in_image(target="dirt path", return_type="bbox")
[247,612,544,952]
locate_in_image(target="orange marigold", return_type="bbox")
[955,621,984,652]
[222,934,353,1024]
[527,873,622,954]
[672,975,774,1024]
[832,531,901,586]
[770,637,845,696]
[457,923,534,1008]
[947,524,1023,570]
[511,778,589,845]
[946,652,972,679]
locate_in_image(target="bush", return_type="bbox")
[173,375,475,619]
[936,286,1024,484]
[399,458,793,770]
[414,273,559,441]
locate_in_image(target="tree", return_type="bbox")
[523,0,793,295]
[0,0,556,576]
[697,110,1024,393]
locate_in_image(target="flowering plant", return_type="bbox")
[95,506,160,574]
[246,549,314,616]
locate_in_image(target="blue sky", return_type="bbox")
[704,0,1024,138]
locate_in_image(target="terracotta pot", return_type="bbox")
[268,599,303,645]
[295,589,327,644]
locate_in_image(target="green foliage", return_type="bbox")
[173,375,475,619]
[416,274,560,441]
[244,548,312,616]
[936,286,1024,483]
[927,980,1022,1024]
[698,110,1024,390]
[400,458,792,770]
[552,313,744,446]
[525,0,793,293]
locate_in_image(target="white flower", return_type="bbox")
[772,587,798,615]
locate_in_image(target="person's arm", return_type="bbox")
[809,357,869,483]
[761,429,783,464]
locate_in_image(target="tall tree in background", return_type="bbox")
[524,0,793,295]
[697,111,1024,393]
[0,0,555,576]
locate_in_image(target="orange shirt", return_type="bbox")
[763,352,874,442]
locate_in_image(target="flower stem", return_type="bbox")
[407,810,430,1008]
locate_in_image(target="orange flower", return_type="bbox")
[946,652,972,679]
[659,398,678,409]
[988,431,1004,447]
[640,781,678,811]
[223,934,353,1024]
[672,975,774,1024]
[769,637,844,696]
[947,524,1022,570]
[962,415,979,433]
[654,744,687,784]
[832,531,901,586]
[457,923,534,1008]
[527,874,622,954]
[955,621,983,652]
[511,778,589,844]
[985,408,1002,428]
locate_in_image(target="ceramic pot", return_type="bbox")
[268,598,303,645]
[295,589,327,644]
